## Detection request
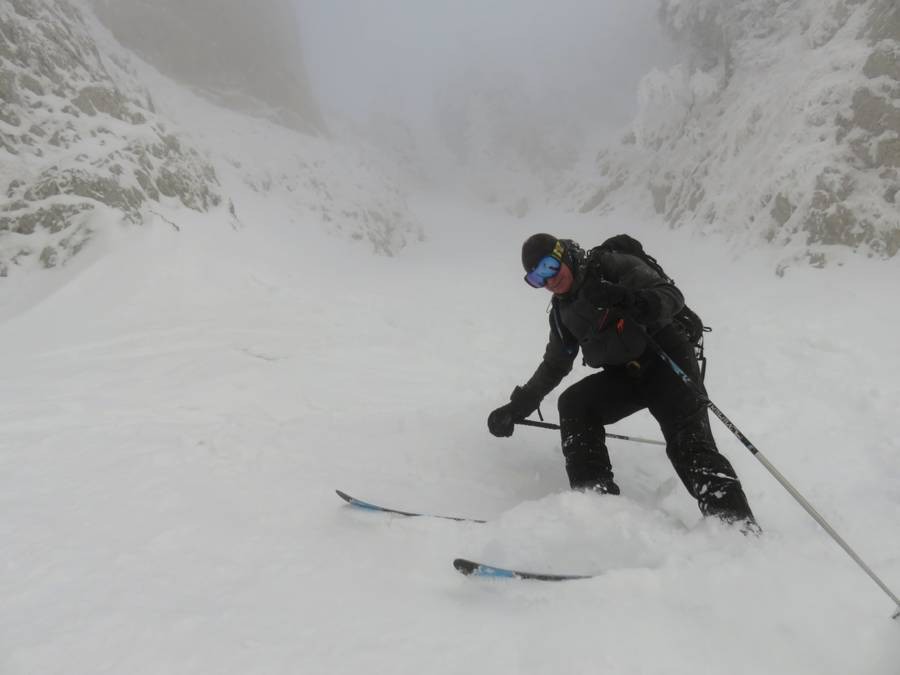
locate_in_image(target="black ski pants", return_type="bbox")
[557,324,754,522]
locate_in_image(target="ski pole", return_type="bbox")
[637,324,900,619]
[516,418,666,446]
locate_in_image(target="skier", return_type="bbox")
[487,233,757,529]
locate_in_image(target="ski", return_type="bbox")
[335,489,487,523]
[453,557,595,581]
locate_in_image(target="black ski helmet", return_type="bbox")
[521,233,564,272]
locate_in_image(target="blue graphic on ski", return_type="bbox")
[453,558,595,581]
[336,490,487,523]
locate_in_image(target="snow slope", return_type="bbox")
[1,186,899,673]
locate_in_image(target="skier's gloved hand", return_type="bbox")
[487,386,542,438]
[585,282,635,310]
[628,290,660,323]
[586,283,661,324]
[487,406,517,437]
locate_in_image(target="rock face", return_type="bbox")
[0,0,423,276]
[568,0,900,264]
[0,0,221,275]
[89,0,324,133]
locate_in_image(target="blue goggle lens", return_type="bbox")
[524,255,561,288]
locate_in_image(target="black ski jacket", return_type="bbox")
[523,249,684,400]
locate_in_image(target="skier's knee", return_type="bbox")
[557,385,585,419]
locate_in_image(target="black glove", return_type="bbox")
[487,386,542,438]
[585,282,636,310]
[586,283,659,323]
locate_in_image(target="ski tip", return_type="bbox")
[452,558,517,579]
[453,558,480,576]
[335,489,353,503]
[453,557,595,581]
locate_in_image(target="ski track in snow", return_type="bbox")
[2,188,900,672]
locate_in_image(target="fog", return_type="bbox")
[296,1,676,148]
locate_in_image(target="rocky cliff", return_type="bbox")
[0,0,421,277]
[567,0,900,266]
[0,0,221,275]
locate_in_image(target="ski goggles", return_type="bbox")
[524,241,565,288]
[524,255,562,288]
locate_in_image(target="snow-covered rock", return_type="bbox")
[0,0,221,275]
[0,0,423,277]
[567,0,900,266]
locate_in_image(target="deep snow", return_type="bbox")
[2,10,899,666]
[1,189,899,674]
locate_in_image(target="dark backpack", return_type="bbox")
[595,234,710,377]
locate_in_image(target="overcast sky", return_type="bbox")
[295,1,676,132]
